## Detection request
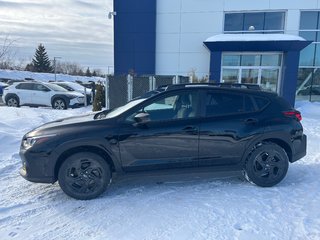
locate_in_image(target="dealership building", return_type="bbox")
[113,0,320,105]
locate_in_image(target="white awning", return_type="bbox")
[205,34,306,43]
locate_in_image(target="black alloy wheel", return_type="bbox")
[244,142,289,187]
[58,152,111,200]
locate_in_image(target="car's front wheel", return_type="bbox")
[6,96,19,107]
[243,142,289,187]
[52,98,67,110]
[58,152,111,200]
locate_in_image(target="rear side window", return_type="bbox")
[15,83,33,90]
[253,96,270,110]
[205,91,255,117]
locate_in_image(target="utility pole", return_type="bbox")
[53,57,62,81]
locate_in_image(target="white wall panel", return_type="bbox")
[181,0,224,12]
[156,34,180,53]
[156,53,180,75]
[179,33,216,53]
[270,0,317,10]
[179,52,210,77]
[157,0,181,13]
[155,0,310,77]
[156,13,181,34]
[224,0,270,11]
[180,12,223,33]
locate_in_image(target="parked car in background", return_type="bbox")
[19,83,306,200]
[2,82,85,109]
[0,82,9,96]
[297,85,320,96]
[51,81,92,104]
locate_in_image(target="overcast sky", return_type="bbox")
[0,0,113,73]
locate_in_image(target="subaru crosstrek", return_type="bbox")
[19,84,307,200]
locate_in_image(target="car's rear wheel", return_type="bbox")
[6,96,19,107]
[243,142,289,187]
[53,98,67,110]
[58,152,111,200]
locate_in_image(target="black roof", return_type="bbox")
[166,83,261,91]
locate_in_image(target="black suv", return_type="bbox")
[19,84,307,200]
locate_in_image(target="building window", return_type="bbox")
[224,12,285,33]
[298,11,320,101]
[221,53,282,93]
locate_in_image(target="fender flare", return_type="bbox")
[52,138,122,179]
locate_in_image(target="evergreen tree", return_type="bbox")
[78,69,84,76]
[32,44,52,73]
[92,70,97,77]
[25,63,34,72]
[92,83,105,111]
[86,67,92,77]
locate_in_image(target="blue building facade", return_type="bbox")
[113,0,317,105]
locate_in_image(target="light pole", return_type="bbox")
[53,57,62,81]
[107,66,114,75]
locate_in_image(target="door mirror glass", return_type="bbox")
[134,112,150,125]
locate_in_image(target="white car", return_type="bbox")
[51,81,92,104]
[2,82,85,109]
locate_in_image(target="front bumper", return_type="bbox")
[19,147,56,183]
[69,97,85,108]
[292,134,307,162]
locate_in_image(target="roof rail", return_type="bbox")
[166,83,261,90]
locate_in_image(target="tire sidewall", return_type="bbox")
[58,152,111,200]
[6,95,19,107]
[53,98,67,110]
[244,143,289,187]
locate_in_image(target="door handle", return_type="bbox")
[244,118,259,125]
[182,126,198,134]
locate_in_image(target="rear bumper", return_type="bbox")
[292,134,307,162]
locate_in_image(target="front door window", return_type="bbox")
[221,53,282,93]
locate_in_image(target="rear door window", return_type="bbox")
[253,96,270,110]
[205,91,256,117]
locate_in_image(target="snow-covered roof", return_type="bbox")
[205,34,307,43]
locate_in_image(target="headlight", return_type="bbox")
[22,134,57,149]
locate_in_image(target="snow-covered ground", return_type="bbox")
[0,102,319,240]
[0,70,105,83]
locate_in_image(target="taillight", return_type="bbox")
[283,110,302,121]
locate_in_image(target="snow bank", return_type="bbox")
[0,102,319,240]
[0,70,105,83]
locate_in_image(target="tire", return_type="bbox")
[58,152,111,200]
[6,96,19,107]
[243,142,289,187]
[52,98,67,110]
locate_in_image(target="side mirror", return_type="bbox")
[134,112,150,125]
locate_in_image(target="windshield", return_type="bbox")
[57,83,74,91]
[46,83,68,92]
[64,82,87,91]
[104,99,145,119]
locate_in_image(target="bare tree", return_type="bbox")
[0,35,18,69]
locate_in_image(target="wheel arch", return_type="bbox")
[54,145,116,180]
[241,137,293,165]
[262,138,292,163]
[5,93,20,103]
[51,94,70,107]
